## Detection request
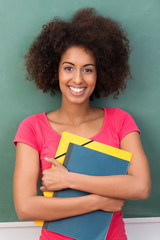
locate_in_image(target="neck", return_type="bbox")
[59,97,94,126]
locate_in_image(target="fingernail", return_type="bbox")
[44,157,49,160]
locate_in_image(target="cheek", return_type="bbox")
[58,72,67,88]
[58,79,64,94]
[59,79,66,93]
[89,74,97,88]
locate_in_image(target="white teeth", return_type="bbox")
[69,86,86,93]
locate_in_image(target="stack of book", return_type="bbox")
[35,132,132,240]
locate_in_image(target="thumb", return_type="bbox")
[40,186,46,192]
[44,157,61,166]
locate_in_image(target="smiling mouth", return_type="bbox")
[68,86,87,93]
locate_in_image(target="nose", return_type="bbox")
[73,69,83,85]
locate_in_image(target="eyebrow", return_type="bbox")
[62,62,95,67]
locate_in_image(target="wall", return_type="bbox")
[0,0,160,238]
[0,218,160,240]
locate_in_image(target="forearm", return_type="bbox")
[68,173,150,200]
[68,133,151,201]
[15,194,98,221]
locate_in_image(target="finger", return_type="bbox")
[44,158,61,166]
[40,186,46,191]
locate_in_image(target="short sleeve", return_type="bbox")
[13,117,40,152]
[118,110,141,141]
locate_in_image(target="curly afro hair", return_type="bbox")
[25,8,131,99]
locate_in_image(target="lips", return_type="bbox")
[68,86,86,93]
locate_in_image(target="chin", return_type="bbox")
[64,94,90,105]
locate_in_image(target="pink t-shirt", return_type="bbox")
[14,108,140,240]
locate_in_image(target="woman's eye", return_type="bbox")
[83,69,93,73]
[64,67,73,71]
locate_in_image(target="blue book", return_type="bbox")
[43,143,130,240]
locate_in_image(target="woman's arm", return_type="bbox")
[13,142,124,221]
[41,132,151,200]
[69,132,151,200]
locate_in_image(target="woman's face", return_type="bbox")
[58,46,97,105]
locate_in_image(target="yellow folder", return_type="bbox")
[35,132,132,226]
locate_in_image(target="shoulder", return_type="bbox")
[104,108,140,140]
[104,107,132,129]
[19,113,45,127]
[14,113,46,151]
[104,107,137,125]
[104,107,129,119]
[16,112,47,137]
[21,112,45,122]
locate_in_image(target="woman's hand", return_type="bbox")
[97,195,125,212]
[40,158,70,192]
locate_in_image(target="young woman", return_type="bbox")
[13,8,151,240]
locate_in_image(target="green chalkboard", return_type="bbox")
[0,0,160,222]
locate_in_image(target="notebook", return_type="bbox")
[35,132,132,233]
[42,142,131,239]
